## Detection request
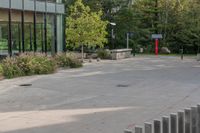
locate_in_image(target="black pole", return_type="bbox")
[44,0,47,54]
[62,0,66,52]
[54,3,57,54]
[133,44,136,56]
[30,24,32,51]
[8,0,12,57]
[33,0,37,52]
[41,23,44,53]
[181,45,184,60]
[18,23,21,53]
[21,0,25,52]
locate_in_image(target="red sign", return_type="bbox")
[155,39,159,55]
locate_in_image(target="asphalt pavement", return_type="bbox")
[0,56,200,133]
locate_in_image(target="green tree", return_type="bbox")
[66,0,108,60]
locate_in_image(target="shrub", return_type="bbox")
[55,53,83,68]
[1,53,57,79]
[0,52,82,79]
[26,53,56,74]
[97,49,111,59]
[0,64,4,77]
[1,57,24,78]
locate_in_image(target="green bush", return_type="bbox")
[0,64,4,77]
[1,53,57,79]
[55,53,83,68]
[1,57,24,78]
[31,55,56,74]
[97,49,111,59]
[0,52,82,79]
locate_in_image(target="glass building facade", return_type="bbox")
[0,0,65,56]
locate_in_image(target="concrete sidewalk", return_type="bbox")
[0,56,199,133]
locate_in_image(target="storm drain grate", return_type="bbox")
[19,84,32,87]
[116,84,130,88]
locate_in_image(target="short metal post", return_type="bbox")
[185,109,191,133]
[170,114,177,133]
[197,105,200,133]
[181,45,184,60]
[162,117,169,133]
[154,120,161,133]
[144,123,152,133]
[124,129,132,133]
[178,112,184,133]
[135,127,143,133]
[191,107,197,133]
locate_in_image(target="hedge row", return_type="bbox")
[0,53,82,79]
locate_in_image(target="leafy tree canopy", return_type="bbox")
[66,0,108,49]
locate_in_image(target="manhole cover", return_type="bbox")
[116,84,130,87]
[19,84,32,87]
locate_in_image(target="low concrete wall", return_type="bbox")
[110,49,132,60]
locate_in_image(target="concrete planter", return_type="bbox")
[110,49,132,60]
[197,54,200,61]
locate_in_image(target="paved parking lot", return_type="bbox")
[0,56,200,133]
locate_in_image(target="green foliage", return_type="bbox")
[0,52,83,79]
[1,58,24,78]
[55,53,83,68]
[0,64,4,77]
[0,39,8,50]
[65,0,200,54]
[1,53,56,79]
[97,49,111,59]
[66,0,108,49]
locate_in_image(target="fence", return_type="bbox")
[124,104,200,133]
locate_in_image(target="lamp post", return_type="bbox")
[126,32,129,49]
[126,32,135,56]
[110,22,116,49]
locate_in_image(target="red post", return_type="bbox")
[155,39,159,55]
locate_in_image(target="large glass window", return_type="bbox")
[57,14,63,52]
[36,13,44,52]
[47,14,55,54]
[11,10,22,55]
[0,0,64,56]
[24,11,34,52]
[0,9,8,56]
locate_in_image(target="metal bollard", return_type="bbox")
[185,109,191,133]
[170,114,177,133]
[135,127,143,133]
[191,107,197,133]
[162,117,169,133]
[154,120,161,133]
[124,129,133,133]
[197,105,200,133]
[144,123,152,133]
[178,112,184,133]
